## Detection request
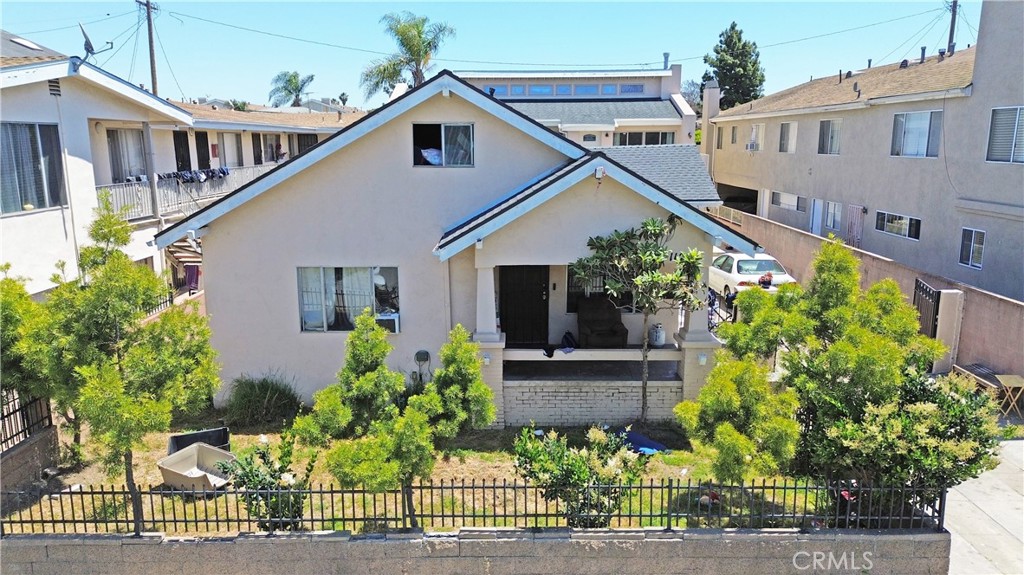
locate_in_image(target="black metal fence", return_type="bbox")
[0,390,52,455]
[1,479,945,536]
[142,289,175,317]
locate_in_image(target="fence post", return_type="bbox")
[665,479,673,530]
[937,487,947,532]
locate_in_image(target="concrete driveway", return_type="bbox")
[945,438,1023,575]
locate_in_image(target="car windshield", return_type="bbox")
[736,259,787,275]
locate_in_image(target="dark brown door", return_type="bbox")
[500,266,549,347]
[195,131,211,170]
[172,131,191,171]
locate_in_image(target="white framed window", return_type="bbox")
[620,84,644,94]
[731,125,737,144]
[413,123,474,167]
[778,122,796,153]
[770,190,806,212]
[716,126,723,150]
[875,211,921,240]
[528,84,553,96]
[582,134,598,143]
[483,84,508,97]
[959,228,985,269]
[613,131,675,146]
[555,84,572,96]
[106,128,147,182]
[986,106,1024,163]
[825,201,842,229]
[601,84,617,95]
[1,123,66,214]
[891,111,942,157]
[574,84,598,96]
[221,132,243,167]
[747,123,764,151]
[817,119,842,155]
[298,267,399,332]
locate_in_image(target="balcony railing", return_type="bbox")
[98,164,279,221]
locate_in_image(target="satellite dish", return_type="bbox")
[78,23,112,62]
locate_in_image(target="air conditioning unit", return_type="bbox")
[745,142,759,151]
[376,312,400,333]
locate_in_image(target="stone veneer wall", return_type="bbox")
[503,380,683,426]
[0,528,950,575]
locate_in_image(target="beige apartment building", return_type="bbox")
[702,0,1023,301]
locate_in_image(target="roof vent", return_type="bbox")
[845,70,853,79]
[868,59,872,69]
[663,52,670,70]
[920,46,927,64]
[938,48,947,61]
[900,60,909,69]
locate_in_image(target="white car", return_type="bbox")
[708,250,796,297]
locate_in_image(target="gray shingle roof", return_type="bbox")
[1,30,65,68]
[506,99,680,125]
[596,145,719,203]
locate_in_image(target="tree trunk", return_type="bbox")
[640,312,650,423]
[124,450,144,536]
[402,481,419,529]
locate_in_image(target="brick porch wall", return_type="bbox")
[503,380,683,427]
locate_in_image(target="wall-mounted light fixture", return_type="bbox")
[475,238,483,250]
[697,352,708,366]
[93,121,103,134]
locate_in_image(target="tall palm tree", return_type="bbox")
[268,71,315,107]
[360,12,455,99]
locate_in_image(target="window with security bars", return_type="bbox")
[566,268,634,313]
[1,123,66,214]
[986,107,1024,163]
[959,228,985,269]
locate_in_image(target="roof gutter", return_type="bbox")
[187,120,321,133]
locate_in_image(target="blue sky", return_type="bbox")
[1,1,982,109]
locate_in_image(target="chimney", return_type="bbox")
[701,79,720,157]
[663,52,670,70]
[198,97,207,104]
[920,46,926,64]
[868,59,872,69]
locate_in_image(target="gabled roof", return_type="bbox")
[717,47,976,120]
[172,101,365,133]
[154,70,590,249]
[595,145,720,204]
[0,30,64,67]
[0,56,191,124]
[433,151,758,261]
[506,99,681,127]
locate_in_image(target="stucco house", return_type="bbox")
[459,58,697,150]
[701,0,1024,301]
[155,70,757,427]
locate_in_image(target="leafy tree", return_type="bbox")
[701,22,766,110]
[338,92,349,106]
[681,79,703,116]
[0,265,41,395]
[674,354,799,484]
[360,11,455,99]
[721,238,1007,488]
[269,71,315,107]
[229,99,249,111]
[514,427,648,527]
[571,216,705,422]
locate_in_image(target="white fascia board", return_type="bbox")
[711,87,971,123]
[457,69,671,79]
[614,118,682,127]
[0,59,70,88]
[156,74,585,249]
[190,120,319,134]
[434,159,599,260]
[866,86,972,106]
[560,123,615,132]
[596,161,759,256]
[671,93,696,117]
[74,61,192,124]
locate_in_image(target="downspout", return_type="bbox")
[51,83,82,278]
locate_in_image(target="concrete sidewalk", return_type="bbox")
[945,438,1023,575]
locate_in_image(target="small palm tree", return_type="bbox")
[360,12,455,99]
[269,71,315,107]
[339,92,349,106]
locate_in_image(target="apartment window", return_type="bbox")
[778,122,796,153]
[298,267,399,332]
[620,84,644,94]
[891,111,942,157]
[221,132,243,167]
[601,84,618,95]
[716,126,723,150]
[582,134,597,143]
[413,123,474,166]
[510,85,525,96]
[566,268,633,313]
[770,190,806,212]
[251,133,263,165]
[1,123,65,214]
[613,132,675,146]
[875,211,921,240]
[555,84,572,96]
[731,126,737,144]
[986,106,1024,163]
[825,201,842,229]
[574,84,598,96]
[817,119,842,155]
[528,84,553,96]
[263,133,283,162]
[106,128,147,182]
[296,133,318,155]
[959,228,985,269]
[483,84,508,96]
[747,123,765,151]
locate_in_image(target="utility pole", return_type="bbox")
[136,0,158,96]
[947,0,958,55]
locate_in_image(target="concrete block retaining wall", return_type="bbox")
[0,528,950,575]
[0,427,57,495]
[503,380,683,426]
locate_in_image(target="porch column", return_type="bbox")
[142,122,162,226]
[474,266,500,342]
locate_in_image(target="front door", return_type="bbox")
[499,266,549,347]
[810,198,824,235]
[847,204,865,248]
[173,131,191,172]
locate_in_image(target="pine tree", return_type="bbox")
[702,22,766,110]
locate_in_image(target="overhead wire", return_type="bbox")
[15,11,136,35]
[957,6,978,43]
[153,13,187,101]
[899,12,946,62]
[99,15,145,68]
[877,11,945,65]
[128,7,143,82]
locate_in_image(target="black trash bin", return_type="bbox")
[166,427,231,455]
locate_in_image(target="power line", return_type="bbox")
[899,12,945,62]
[957,6,978,43]
[153,15,186,101]
[100,14,144,69]
[878,12,945,65]
[15,11,136,35]
[128,8,143,82]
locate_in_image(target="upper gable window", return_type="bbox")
[413,124,474,167]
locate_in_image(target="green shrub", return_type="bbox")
[224,372,302,427]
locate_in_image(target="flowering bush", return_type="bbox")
[513,426,648,527]
[217,430,317,531]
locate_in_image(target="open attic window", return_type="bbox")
[413,123,474,167]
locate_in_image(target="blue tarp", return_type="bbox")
[624,431,668,454]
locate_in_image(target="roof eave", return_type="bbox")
[712,86,972,122]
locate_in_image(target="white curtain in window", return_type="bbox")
[107,128,146,182]
[298,267,324,330]
[340,267,373,324]
[1,123,43,213]
[444,125,473,166]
